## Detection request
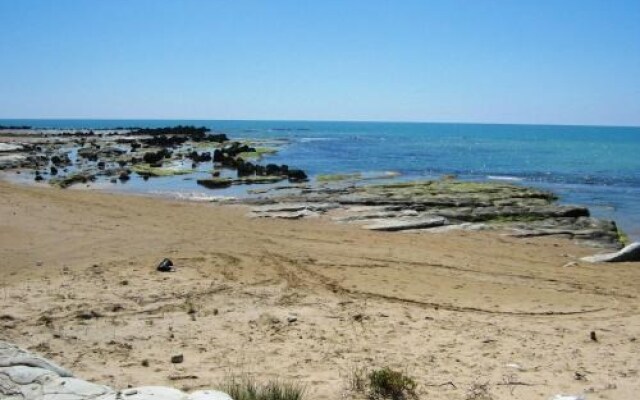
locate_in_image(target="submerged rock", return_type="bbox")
[50,173,96,189]
[197,178,233,189]
[287,169,308,182]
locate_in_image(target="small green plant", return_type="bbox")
[218,375,306,400]
[368,367,417,400]
[617,227,630,245]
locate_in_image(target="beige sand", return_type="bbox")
[1,181,639,399]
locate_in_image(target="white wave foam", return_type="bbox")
[298,137,334,142]
[487,175,523,182]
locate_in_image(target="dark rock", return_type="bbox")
[170,354,184,364]
[156,258,174,272]
[213,149,224,162]
[187,151,212,163]
[50,154,72,167]
[143,149,171,164]
[287,169,308,182]
[118,171,130,181]
[265,164,282,176]
[197,178,232,189]
[207,133,228,143]
[142,135,189,148]
[51,173,96,189]
[237,161,256,177]
[77,310,102,320]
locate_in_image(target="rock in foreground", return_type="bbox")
[581,242,640,263]
[0,340,231,400]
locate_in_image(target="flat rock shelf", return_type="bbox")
[246,180,627,249]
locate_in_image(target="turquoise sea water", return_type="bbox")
[3,119,640,240]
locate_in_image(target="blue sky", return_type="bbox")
[0,0,639,126]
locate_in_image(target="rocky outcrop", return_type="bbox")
[0,340,232,400]
[246,180,625,248]
[0,126,307,190]
[581,242,640,263]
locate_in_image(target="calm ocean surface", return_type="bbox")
[4,119,640,240]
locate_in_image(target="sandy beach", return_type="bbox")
[1,181,639,399]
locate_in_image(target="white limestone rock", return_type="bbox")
[0,341,231,400]
[363,216,448,231]
[581,242,640,263]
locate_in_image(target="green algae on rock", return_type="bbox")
[132,164,192,177]
[316,173,362,182]
[236,147,279,160]
[50,173,96,189]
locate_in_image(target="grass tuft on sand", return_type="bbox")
[368,367,417,400]
[218,375,306,400]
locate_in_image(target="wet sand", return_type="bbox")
[1,181,639,399]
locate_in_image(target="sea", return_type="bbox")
[3,119,640,241]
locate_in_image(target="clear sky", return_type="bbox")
[1,0,639,126]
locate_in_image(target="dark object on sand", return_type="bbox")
[170,354,184,364]
[157,258,174,272]
[590,331,598,342]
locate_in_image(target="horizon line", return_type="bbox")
[0,117,639,129]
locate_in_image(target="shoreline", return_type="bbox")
[2,180,640,399]
[2,124,639,245]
